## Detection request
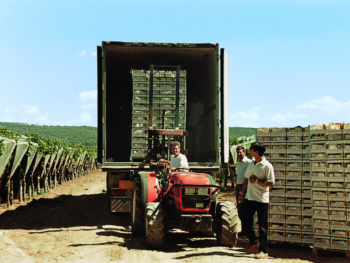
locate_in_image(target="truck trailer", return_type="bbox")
[97,41,229,213]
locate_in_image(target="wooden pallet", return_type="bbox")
[314,248,350,258]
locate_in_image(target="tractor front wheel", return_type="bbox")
[145,202,164,248]
[216,201,239,247]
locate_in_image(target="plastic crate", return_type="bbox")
[314,237,331,249]
[286,160,303,171]
[268,231,286,242]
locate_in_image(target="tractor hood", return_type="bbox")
[169,172,211,185]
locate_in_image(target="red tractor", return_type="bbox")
[130,169,239,248]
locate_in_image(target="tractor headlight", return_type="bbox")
[198,188,209,196]
[184,188,196,195]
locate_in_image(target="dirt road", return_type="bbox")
[0,170,348,263]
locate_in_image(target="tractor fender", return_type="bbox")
[139,171,161,207]
[204,174,218,202]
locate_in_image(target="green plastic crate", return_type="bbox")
[132,128,148,137]
[132,82,148,93]
[132,95,148,104]
[130,149,148,159]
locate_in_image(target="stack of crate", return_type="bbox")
[130,69,187,160]
[257,124,350,252]
[256,127,313,244]
[311,123,349,252]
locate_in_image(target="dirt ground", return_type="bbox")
[0,169,348,263]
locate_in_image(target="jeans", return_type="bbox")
[235,184,246,232]
[243,199,269,253]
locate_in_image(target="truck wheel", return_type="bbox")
[216,201,238,247]
[131,178,145,236]
[145,202,164,248]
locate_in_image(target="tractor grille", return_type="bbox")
[182,196,211,209]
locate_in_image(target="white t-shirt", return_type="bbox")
[236,156,253,184]
[170,153,189,169]
[189,101,204,127]
[244,157,275,203]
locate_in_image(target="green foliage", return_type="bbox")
[0,138,4,156]
[0,127,21,141]
[229,127,256,139]
[229,137,255,160]
[0,126,97,164]
[0,122,97,146]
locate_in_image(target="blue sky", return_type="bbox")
[1,0,349,128]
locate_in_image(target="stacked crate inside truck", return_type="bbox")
[311,123,349,253]
[130,69,187,161]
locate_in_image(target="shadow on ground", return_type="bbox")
[0,193,129,230]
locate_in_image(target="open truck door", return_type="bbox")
[220,48,229,164]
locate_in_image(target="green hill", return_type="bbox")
[229,127,256,138]
[0,123,255,146]
[0,122,97,146]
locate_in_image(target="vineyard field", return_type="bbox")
[0,122,97,146]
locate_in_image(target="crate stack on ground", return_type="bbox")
[311,123,350,255]
[256,126,312,245]
[256,124,350,256]
[130,69,187,161]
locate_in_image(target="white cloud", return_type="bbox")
[79,103,96,111]
[77,90,97,102]
[79,112,92,123]
[3,108,17,113]
[78,50,87,56]
[271,113,287,122]
[231,107,259,120]
[1,116,14,122]
[247,107,260,113]
[270,112,306,122]
[64,112,92,125]
[91,52,97,56]
[35,113,48,123]
[35,116,47,123]
[296,96,350,113]
[285,112,306,118]
[19,105,39,115]
[27,106,39,114]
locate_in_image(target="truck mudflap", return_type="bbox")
[111,198,132,212]
[180,214,212,231]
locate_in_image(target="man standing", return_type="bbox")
[187,92,204,161]
[238,142,275,260]
[235,146,252,236]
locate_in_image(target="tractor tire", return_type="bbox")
[145,202,164,248]
[216,201,239,247]
[131,178,145,236]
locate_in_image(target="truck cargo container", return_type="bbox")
[97,41,229,212]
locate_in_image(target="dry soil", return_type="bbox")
[0,169,348,263]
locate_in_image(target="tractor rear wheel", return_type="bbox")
[131,178,145,236]
[216,201,238,247]
[145,202,164,248]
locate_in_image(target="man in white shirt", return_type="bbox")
[187,92,204,161]
[235,146,252,236]
[238,142,275,260]
[160,141,189,170]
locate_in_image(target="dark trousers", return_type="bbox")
[235,184,246,232]
[243,200,269,253]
